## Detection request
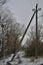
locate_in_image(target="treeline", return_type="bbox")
[25,40,43,57]
[0,1,25,59]
[25,24,43,57]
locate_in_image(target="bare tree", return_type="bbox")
[0,6,18,58]
[29,23,43,42]
[25,23,43,57]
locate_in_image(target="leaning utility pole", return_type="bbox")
[11,8,36,62]
[11,3,41,61]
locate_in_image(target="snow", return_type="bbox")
[0,57,43,65]
[0,54,14,65]
[9,58,43,65]
[0,52,43,65]
[14,51,25,59]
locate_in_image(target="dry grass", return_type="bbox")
[30,56,38,62]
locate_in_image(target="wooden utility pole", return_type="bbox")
[35,3,41,58]
[32,3,41,58]
[1,24,4,58]
[35,3,38,58]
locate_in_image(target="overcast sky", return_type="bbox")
[4,0,43,44]
[6,0,43,26]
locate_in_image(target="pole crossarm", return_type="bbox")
[32,4,41,13]
[32,8,41,12]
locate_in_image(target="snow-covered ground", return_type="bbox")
[0,57,43,65]
[0,54,14,65]
[10,58,43,65]
[0,51,43,65]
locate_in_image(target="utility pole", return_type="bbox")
[1,24,4,58]
[35,3,38,58]
[19,11,36,44]
[11,8,36,62]
[32,3,41,58]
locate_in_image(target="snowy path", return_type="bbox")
[8,58,43,65]
[0,58,43,65]
[0,53,43,65]
[18,58,43,65]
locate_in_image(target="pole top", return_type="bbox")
[36,3,38,5]
[36,3,38,7]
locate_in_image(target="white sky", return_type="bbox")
[6,0,43,26]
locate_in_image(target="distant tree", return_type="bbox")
[25,23,43,57]
[0,0,26,59]
[0,6,18,58]
[5,23,25,54]
[5,27,20,55]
